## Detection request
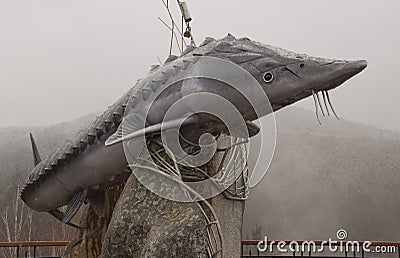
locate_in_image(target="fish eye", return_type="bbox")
[300,63,305,68]
[263,72,274,83]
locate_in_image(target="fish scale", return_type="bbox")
[21,88,134,196]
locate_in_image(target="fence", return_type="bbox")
[241,240,400,258]
[1,240,400,257]
[0,241,69,258]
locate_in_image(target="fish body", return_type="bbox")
[21,34,367,224]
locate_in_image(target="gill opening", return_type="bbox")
[311,90,339,124]
[284,67,301,78]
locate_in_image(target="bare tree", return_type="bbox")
[0,169,72,257]
[0,178,33,257]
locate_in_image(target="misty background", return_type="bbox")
[0,0,399,244]
[0,0,399,131]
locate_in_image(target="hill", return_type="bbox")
[0,113,95,200]
[243,107,400,241]
[0,107,399,242]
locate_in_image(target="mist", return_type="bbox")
[0,0,399,132]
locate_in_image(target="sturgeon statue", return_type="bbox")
[21,34,367,227]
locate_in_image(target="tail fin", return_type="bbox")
[29,133,41,166]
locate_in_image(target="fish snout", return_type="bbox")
[315,59,368,92]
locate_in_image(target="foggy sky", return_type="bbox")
[0,0,399,131]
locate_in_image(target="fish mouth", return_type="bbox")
[270,59,368,112]
[319,59,368,92]
[310,59,368,124]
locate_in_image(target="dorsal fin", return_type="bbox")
[150,64,160,72]
[165,55,178,64]
[182,45,197,55]
[223,33,236,41]
[199,37,216,47]
[29,133,41,166]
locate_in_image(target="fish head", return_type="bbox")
[196,34,367,119]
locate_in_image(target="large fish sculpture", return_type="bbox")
[21,34,367,227]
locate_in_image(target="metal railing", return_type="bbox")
[0,241,69,258]
[241,240,400,258]
[1,240,400,257]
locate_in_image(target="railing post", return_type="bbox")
[292,243,296,256]
[5,240,400,258]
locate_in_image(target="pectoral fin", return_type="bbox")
[105,113,198,147]
[246,121,260,137]
[87,189,109,217]
[48,209,81,229]
[63,188,87,224]
[105,113,146,147]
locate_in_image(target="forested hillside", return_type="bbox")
[0,107,399,246]
[244,108,400,241]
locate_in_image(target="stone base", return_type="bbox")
[101,175,209,257]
